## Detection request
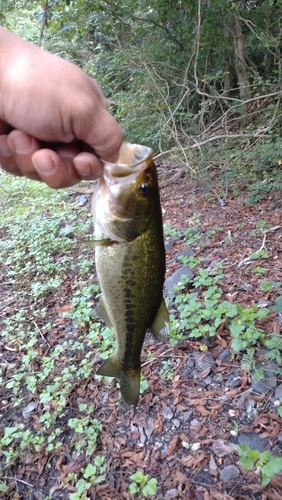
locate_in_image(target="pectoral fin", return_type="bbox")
[83,238,113,247]
[151,299,170,340]
[95,299,112,327]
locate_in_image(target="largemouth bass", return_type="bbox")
[91,142,170,407]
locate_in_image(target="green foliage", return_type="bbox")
[0,175,110,492]
[1,0,281,162]
[230,305,269,353]
[245,141,282,205]
[68,456,107,499]
[129,471,158,498]
[169,222,277,365]
[238,445,282,486]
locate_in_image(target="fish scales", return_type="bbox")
[92,142,170,406]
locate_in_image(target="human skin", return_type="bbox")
[0,26,123,188]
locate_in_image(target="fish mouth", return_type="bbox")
[101,142,153,179]
[93,142,154,242]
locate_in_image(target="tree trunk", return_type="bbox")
[223,17,231,98]
[230,12,252,113]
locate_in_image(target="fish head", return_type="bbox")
[92,143,160,242]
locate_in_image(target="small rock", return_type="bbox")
[172,418,180,428]
[78,195,88,205]
[218,349,232,363]
[220,465,239,482]
[164,489,178,499]
[22,402,37,419]
[187,357,195,368]
[194,351,215,371]
[183,410,193,422]
[275,384,282,400]
[163,407,174,420]
[244,399,258,422]
[213,373,223,383]
[238,432,269,452]
[190,418,201,426]
[175,247,195,260]
[257,300,270,308]
[251,361,278,394]
[226,369,242,388]
[165,266,194,295]
[164,240,174,251]
[203,376,213,385]
[193,471,214,484]
[208,258,222,268]
[277,434,282,443]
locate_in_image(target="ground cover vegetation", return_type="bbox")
[1,0,282,498]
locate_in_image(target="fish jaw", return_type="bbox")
[92,143,156,243]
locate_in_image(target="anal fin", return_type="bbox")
[151,299,170,340]
[97,359,141,407]
[96,357,121,378]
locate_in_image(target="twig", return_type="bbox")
[238,234,267,268]
[32,321,50,348]
[2,477,33,487]
[159,167,186,188]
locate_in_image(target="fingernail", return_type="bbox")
[10,131,35,154]
[32,155,56,175]
[73,157,92,177]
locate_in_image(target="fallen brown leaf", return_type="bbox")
[167,435,179,456]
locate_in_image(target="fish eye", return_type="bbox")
[139,183,151,196]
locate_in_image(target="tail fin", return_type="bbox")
[97,358,140,407]
[120,369,140,407]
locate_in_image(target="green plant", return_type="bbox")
[249,249,268,261]
[238,444,282,486]
[261,280,278,292]
[252,266,267,275]
[230,304,269,352]
[129,471,158,498]
[159,360,174,381]
[250,219,272,236]
[68,456,107,500]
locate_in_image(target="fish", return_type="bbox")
[91,142,170,407]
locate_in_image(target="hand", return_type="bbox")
[0,27,123,188]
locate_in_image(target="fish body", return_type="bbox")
[92,142,169,406]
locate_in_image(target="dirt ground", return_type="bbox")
[1,173,282,500]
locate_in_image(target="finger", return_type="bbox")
[85,109,124,163]
[0,134,27,177]
[73,152,103,179]
[7,130,42,180]
[32,149,82,188]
